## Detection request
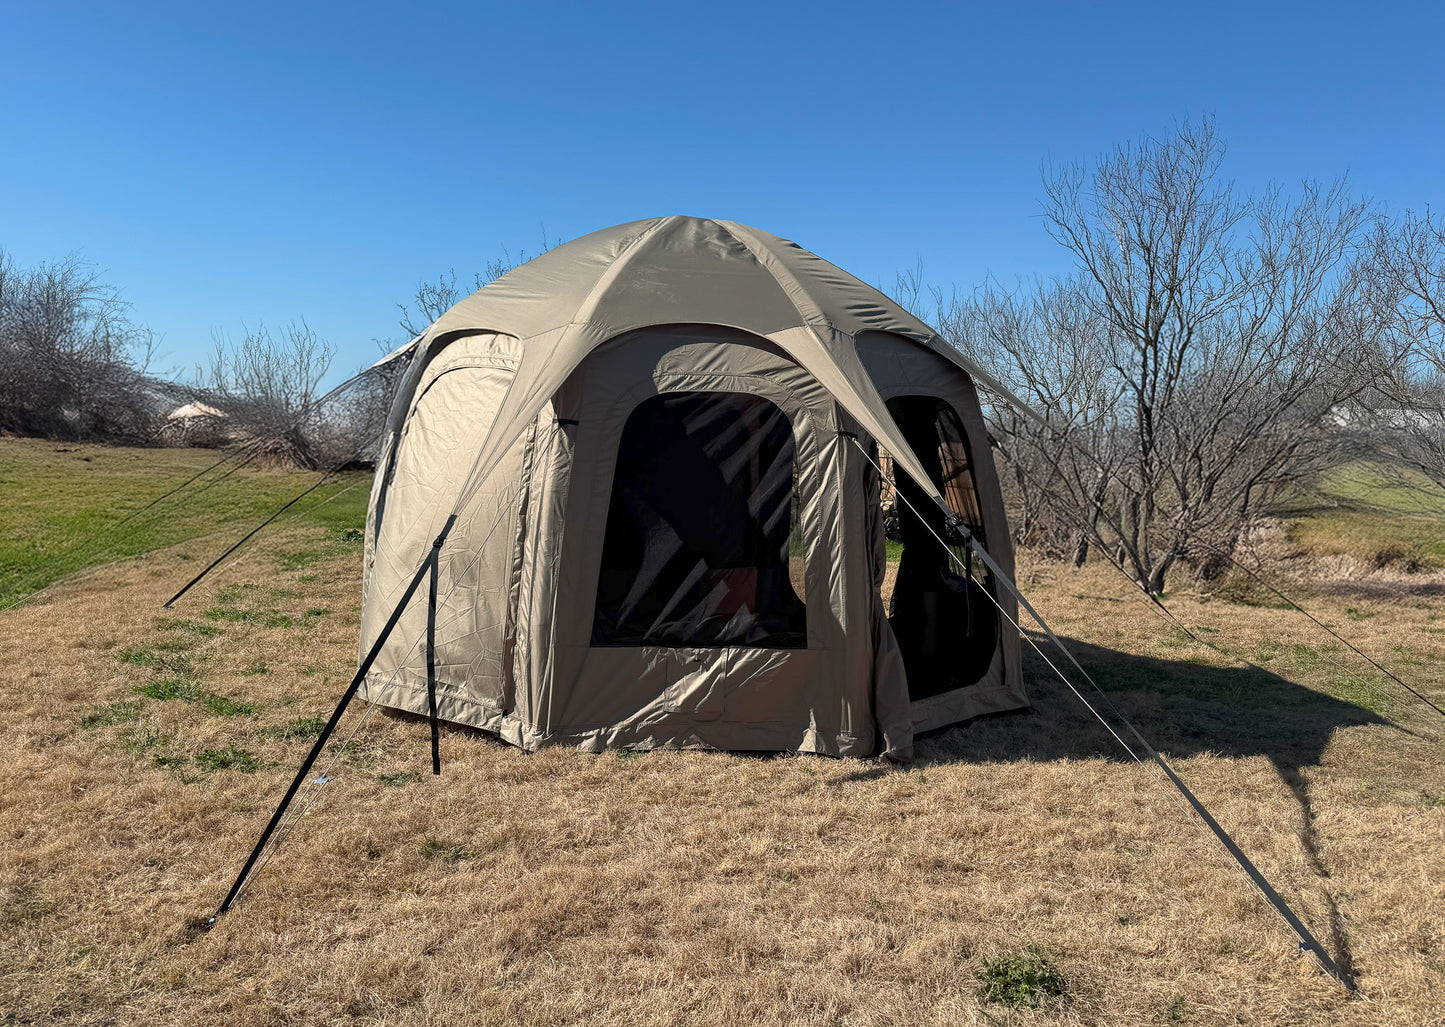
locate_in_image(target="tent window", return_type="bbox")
[592,391,807,649]
[885,395,998,699]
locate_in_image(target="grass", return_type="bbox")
[0,437,369,607]
[268,715,328,740]
[2,444,1445,1025]
[419,837,470,865]
[194,745,260,773]
[79,699,145,728]
[1282,461,1445,571]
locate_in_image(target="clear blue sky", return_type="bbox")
[2,1,1442,384]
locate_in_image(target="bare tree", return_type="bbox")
[202,321,335,467]
[394,248,542,340]
[939,278,1127,565]
[1365,209,1445,488]
[943,118,1378,593]
[0,250,160,442]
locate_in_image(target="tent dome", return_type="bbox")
[359,217,1025,757]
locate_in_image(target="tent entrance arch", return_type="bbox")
[885,393,1000,701]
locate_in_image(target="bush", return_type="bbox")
[0,251,163,443]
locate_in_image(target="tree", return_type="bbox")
[943,119,1378,593]
[202,321,335,467]
[1365,208,1445,488]
[393,247,541,340]
[0,249,160,442]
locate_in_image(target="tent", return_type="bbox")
[356,216,1025,759]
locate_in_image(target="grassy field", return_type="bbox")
[0,437,371,607]
[2,442,1444,1025]
[1282,462,1445,574]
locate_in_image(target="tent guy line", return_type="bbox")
[846,434,1356,994]
[202,428,555,916]
[0,353,409,617]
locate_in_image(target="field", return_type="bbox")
[2,440,1444,1025]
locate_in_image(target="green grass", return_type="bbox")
[131,678,261,716]
[1283,461,1445,571]
[0,438,369,607]
[194,745,259,773]
[268,715,327,740]
[132,677,200,701]
[79,700,145,729]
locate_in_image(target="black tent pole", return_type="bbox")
[207,514,457,923]
[426,531,443,775]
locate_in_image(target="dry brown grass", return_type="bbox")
[3,526,1445,1025]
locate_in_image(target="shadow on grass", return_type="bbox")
[917,634,1388,984]
[919,634,1388,769]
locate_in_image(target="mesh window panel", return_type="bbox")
[885,395,999,698]
[592,392,807,648]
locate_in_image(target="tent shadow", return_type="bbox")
[915,634,1388,983]
[916,634,1388,768]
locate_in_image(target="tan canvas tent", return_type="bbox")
[357,216,1026,759]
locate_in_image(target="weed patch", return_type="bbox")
[116,726,171,753]
[378,771,422,787]
[195,746,259,773]
[204,606,295,629]
[117,645,159,667]
[977,946,1066,1009]
[199,693,261,717]
[154,617,224,638]
[133,678,199,701]
[80,701,144,729]
[269,715,327,740]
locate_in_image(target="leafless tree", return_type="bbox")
[939,278,1128,565]
[942,118,1379,593]
[201,320,335,467]
[1363,209,1445,488]
[0,249,161,443]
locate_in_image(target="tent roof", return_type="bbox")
[406,216,1020,513]
[430,216,946,348]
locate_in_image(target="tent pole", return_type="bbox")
[207,514,457,924]
[426,531,443,775]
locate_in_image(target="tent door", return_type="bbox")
[885,395,1000,701]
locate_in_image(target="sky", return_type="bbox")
[2,0,1443,385]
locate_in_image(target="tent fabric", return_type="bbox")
[359,217,1027,757]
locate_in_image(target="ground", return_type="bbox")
[1,439,1443,1025]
